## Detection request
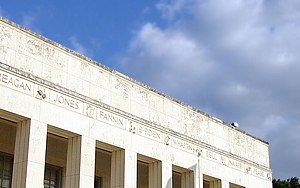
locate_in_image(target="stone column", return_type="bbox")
[111,150,124,188]
[149,161,162,188]
[111,149,137,188]
[162,161,172,188]
[221,180,230,188]
[209,180,221,188]
[181,171,194,188]
[195,162,202,188]
[65,136,95,188]
[12,119,47,188]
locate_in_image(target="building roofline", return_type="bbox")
[0,16,269,145]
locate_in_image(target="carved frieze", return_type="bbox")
[111,77,129,99]
[90,67,110,89]
[17,34,43,61]
[149,93,164,112]
[0,46,15,66]
[0,17,271,172]
[0,24,16,48]
[149,109,164,126]
[43,64,67,87]
[44,45,68,72]
[130,84,149,105]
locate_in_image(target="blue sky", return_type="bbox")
[1,0,300,180]
[1,1,163,66]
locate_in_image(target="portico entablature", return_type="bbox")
[0,17,272,187]
[0,62,271,183]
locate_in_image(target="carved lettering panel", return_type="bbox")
[170,136,201,155]
[221,156,244,172]
[83,104,128,130]
[137,125,162,142]
[50,91,83,114]
[203,149,220,163]
[203,149,271,181]
[0,69,33,96]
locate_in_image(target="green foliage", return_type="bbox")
[273,177,300,188]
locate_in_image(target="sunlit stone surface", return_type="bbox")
[0,17,272,188]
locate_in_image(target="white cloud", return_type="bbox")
[22,15,36,29]
[120,0,300,179]
[21,14,42,34]
[69,35,93,58]
[156,0,192,21]
[121,22,215,96]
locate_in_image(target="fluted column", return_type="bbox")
[12,119,47,188]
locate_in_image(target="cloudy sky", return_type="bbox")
[1,0,299,180]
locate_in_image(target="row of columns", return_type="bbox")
[10,119,231,188]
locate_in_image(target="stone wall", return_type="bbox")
[0,18,269,168]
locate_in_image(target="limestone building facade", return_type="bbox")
[0,17,272,188]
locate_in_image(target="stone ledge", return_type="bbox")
[0,62,271,172]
